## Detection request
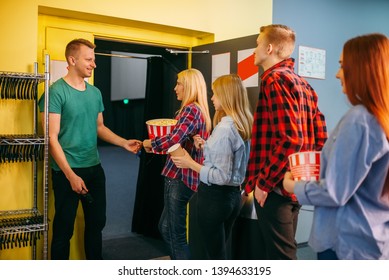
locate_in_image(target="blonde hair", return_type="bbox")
[260,24,296,59]
[177,69,212,132]
[212,74,253,140]
[65,38,96,63]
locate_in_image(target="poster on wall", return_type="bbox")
[50,60,90,84]
[237,48,258,87]
[298,46,326,80]
[50,60,68,84]
[212,52,230,83]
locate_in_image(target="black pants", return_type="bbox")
[196,183,241,259]
[318,249,339,260]
[254,191,301,260]
[50,164,106,260]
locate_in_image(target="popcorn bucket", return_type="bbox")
[146,119,177,154]
[288,151,321,181]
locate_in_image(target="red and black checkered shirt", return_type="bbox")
[245,58,327,201]
[152,103,209,191]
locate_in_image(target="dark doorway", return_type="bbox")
[94,39,187,142]
[93,39,187,242]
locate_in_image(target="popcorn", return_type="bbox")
[146,119,177,126]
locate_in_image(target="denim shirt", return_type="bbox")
[294,105,389,259]
[200,116,250,186]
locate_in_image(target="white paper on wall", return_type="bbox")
[50,60,89,84]
[298,46,326,80]
[50,60,68,84]
[212,52,230,83]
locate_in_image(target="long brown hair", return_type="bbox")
[343,33,389,137]
[343,33,389,197]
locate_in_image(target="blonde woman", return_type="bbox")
[143,68,211,260]
[172,74,253,259]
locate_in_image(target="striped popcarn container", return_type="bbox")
[288,151,321,181]
[146,119,177,154]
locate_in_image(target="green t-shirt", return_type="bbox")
[39,78,104,171]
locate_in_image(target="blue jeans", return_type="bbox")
[196,183,241,259]
[51,164,106,260]
[158,177,194,260]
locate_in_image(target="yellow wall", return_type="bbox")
[1,0,272,72]
[0,0,272,259]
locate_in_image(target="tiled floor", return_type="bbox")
[99,147,318,261]
[153,249,316,260]
[297,244,317,260]
[103,234,317,260]
[102,234,168,260]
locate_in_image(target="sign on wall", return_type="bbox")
[50,60,90,84]
[237,48,258,87]
[298,45,326,80]
[212,52,230,83]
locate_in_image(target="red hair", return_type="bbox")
[343,33,389,198]
[343,33,389,137]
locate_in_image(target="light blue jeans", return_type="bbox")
[158,177,194,260]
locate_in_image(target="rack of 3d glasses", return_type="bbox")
[0,55,50,259]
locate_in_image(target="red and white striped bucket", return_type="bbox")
[288,151,321,181]
[146,119,177,154]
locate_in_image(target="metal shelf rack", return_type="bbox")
[0,55,50,259]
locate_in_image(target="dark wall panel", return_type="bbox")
[192,34,262,116]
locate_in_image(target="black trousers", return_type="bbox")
[254,191,301,260]
[50,164,106,260]
[196,183,241,259]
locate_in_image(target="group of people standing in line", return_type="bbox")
[40,23,389,260]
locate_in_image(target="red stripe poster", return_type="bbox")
[237,48,258,87]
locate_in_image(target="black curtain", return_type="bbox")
[132,57,183,237]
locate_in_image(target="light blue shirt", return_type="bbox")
[295,105,389,259]
[200,116,250,186]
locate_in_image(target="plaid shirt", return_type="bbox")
[245,58,327,201]
[152,103,209,191]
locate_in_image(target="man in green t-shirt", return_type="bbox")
[39,38,142,260]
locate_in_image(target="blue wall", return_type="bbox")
[273,0,389,132]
